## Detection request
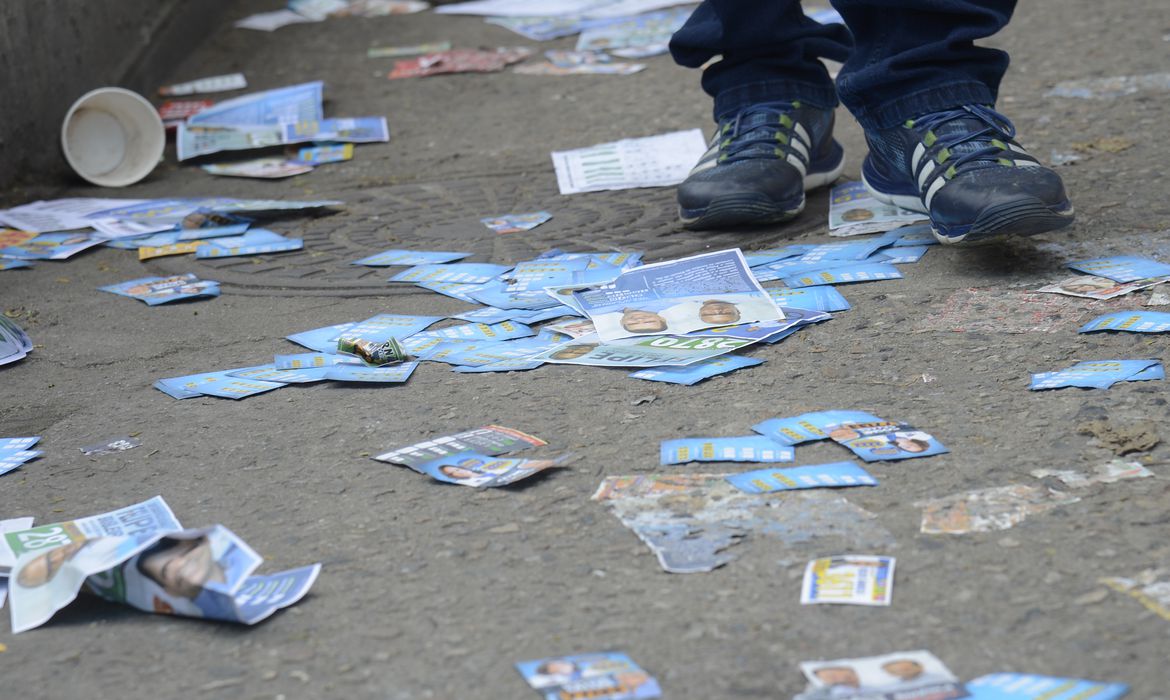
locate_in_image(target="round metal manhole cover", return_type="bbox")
[147,175,831,296]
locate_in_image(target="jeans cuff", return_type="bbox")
[841,80,997,131]
[713,79,839,121]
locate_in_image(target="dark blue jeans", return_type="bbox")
[669,0,1017,131]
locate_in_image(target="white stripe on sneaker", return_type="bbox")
[924,177,946,209]
[917,160,936,190]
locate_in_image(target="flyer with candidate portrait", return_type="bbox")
[516,651,661,700]
[570,249,782,342]
[799,650,965,700]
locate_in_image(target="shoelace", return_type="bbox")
[718,101,804,165]
[907,104,1034,180]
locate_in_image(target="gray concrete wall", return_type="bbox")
[0,0,234,192]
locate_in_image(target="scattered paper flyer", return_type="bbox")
[515,651,661,700]
[660,436,793,465]
[203,157,314,179]
[965,673,1129,700]
[1101,570,1170,623]
[5,497,320,633]
[629,354,763,385]
[1036,274,1170,300]
[916,484,1081,534]
[1030,359,1163,390]
[1066,255,1170,283]
[80,436,142,456]
[388,47,533,79]
[1,437,41,477]
[99,274,220,305]
[568,249,782,341]
[828,181,928,237]
[159,73,247,96]
[416,452,569,488]
[797,650,965,700]
[481,211,552,234]
[0,232,102,260]
[801,555,895,606]
[1079,311,1170,334]
[552,129,707,194]
[351,249,471,266]
[373,425,547,469]
[725,461,877,494]
[294,143,353,164]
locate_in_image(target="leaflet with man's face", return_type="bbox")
[99,274,220,305]
[516,651,661,700]
[800,650,964,700]
[417,451,568,488]
[825,420,950,462]
[568,249,783,342]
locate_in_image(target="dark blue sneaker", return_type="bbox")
[678,101,845,230]
[862,104,1074,245]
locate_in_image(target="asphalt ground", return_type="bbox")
[2,1,1169,698]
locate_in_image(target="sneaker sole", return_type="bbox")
[861,172,1076,246]
[680,159,845,230]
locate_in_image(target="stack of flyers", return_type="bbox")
[373,425,547,469]
[481,211,552,234]
[1036,274,1170,300]
[965,673,1129,700]
[99,274,220,305]
[158,73,247,96]
[4,497,321,633]
[414,451,570,488]
[0,316,33,367]
[567,249,782,341]
[551,129,707,194]
[1030,359,1163,390]
[0,437,42,477]
[388,47,533,79]
[828,181,928,237]
[515,652,661,700]
[800,555,895,606]
[796,651,965,700]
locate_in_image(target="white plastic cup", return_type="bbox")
[60,87,165,187]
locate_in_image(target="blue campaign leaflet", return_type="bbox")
[411,339,489,364]
[103,230,183,249]
[965,673,1128,700]
[0,232,103,260]
[504,258,597,292]
[572,249,782,342]
[744,245,809,267]
[532,333,759,368]
[799,239,891,262]
[480,211,552,234]
[511,305,580,323]
[155,368,281,399]
[726,461,877,494]
[294,143,353,165]
[323,362,419,383]
[826,418,949,462]
[516,651,661,700]
[883,245,930,264]
[752,410,882,446]
[417,451,566,488]
[1030,359,1163,390]
[1080,310,1170,334]
[351,249,471,266]
[1,259,32,270]
[415,320,535,342]
[660,435,792,465]
[190,375,286,399]
[451,306,522,324]
[782,261,903,287]
[415,280,483,303]
[373,425,547,469]
[0,437,40,452]
[188,81,324,127]
[227,364,332,383]
[389,262,511,285]
[196,235,303,258]
[630,354,763,385]
[286,322,357,353]
[192,228,296,252]
[283,117,390,144]
[1,437,41,476]
[99,274,219,305]
[335,314,444,344]
[769,286,851,312]
[274,353,360,369]
[889,223,939,246]
[467,281,563,310]
[1067,255,1170,283]
[441,337,556,367]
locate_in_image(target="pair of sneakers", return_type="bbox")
[678,101,1074,244]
